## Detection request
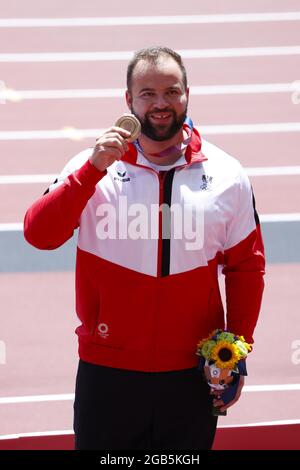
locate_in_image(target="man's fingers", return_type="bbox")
[96,127,131,142]
[111,126,132,139]
[210,389,223,396]
[90,126,131,171]
[100,145,123,160]
[95,137,128,155]
[217,387,243,412]
[95,133,128,148]
[92,144,123,162]
[212,375,245,412]
[96,133,129,153]
[219,400,235,412]
[213,399,224,407]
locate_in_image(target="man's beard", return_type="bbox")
[131,107,187,142]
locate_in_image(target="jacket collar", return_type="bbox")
[122,127,207,167]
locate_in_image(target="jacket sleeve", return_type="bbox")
[222,166,265,344]
[24,156,106,250]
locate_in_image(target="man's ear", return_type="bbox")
[125,90,132,110]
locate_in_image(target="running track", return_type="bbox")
[0,0,300,448]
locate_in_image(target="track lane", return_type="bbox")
[1,389,300,436]
[1,0,299,17]
[0,271,78,398]
[1,132,299,175]
[1,21,300,53]
[2,56,300,90]
[1,93,300,130]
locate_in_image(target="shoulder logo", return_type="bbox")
[200,175,213,190]
[114,170,131,182]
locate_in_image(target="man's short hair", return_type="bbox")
[127,46,187,92]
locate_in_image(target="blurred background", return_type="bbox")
[0,0,300,442]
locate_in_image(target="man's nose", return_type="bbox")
[153,94,170,108]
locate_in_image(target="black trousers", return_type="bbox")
[73,360,218,450]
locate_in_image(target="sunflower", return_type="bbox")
[210,340,241,369]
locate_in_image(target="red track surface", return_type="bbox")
[1,423,300,450]
[0,0,300,450]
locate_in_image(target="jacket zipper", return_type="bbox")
[157,169,176,277]
[157,171,166,278]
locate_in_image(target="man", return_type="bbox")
[24,47,265,450]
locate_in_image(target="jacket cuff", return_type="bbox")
[74,159,107,187]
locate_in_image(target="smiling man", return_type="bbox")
[24,47,265,450]
[126,50,188,155]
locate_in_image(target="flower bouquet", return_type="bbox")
[196,329,251,416]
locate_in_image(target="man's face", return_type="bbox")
[126,57,189,142]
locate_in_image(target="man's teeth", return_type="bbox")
[153,114,169,119]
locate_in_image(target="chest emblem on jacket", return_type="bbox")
[114,170,131,183]
[200,175,213,190]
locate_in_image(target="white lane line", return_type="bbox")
[0,223,23,231]
[1,214,299,232]
[1,166,300,185]
[0,122,300,141]
[1,46,300,62]
[4,88,125,100]
[0,128,98,140]
[3,83,299,101]
[1,384,300,404]
[0,394,74,404]
[1,12,300,28]
[0,430,74,440]
[202,122,300,135]
[220,419,300,428]
[243,384,300,392]
[192,83,300,95]
[0,174,57,184]
[246,166,300,176]
[260,213,300,222]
